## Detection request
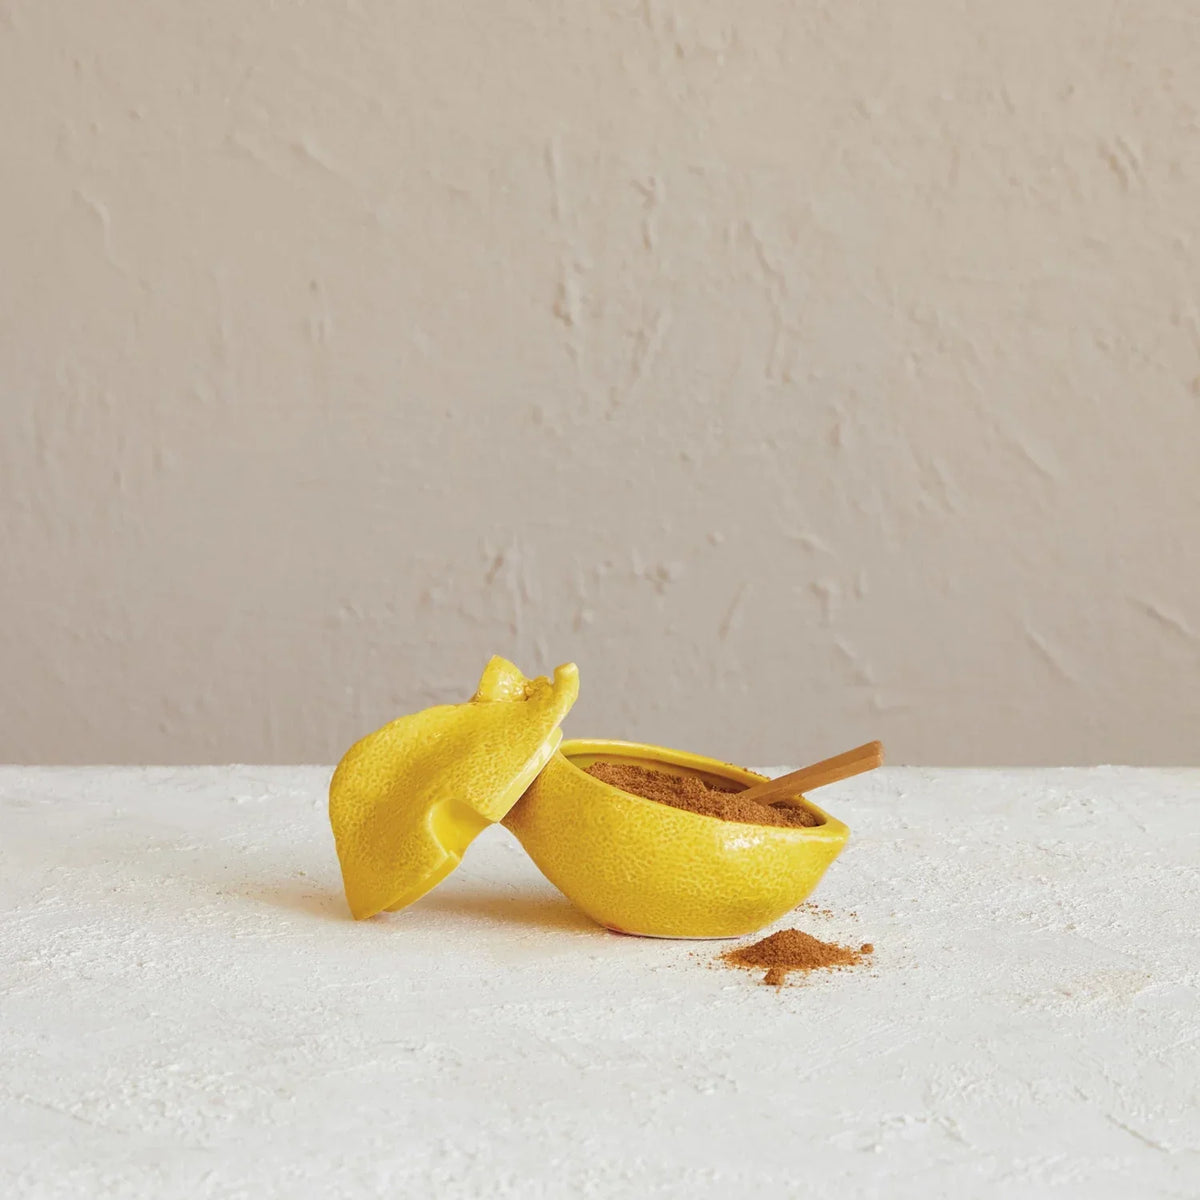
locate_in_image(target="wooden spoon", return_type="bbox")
[737,740,884,809]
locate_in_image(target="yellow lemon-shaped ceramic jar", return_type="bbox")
[502,739,850,939]
[330,657,578,919]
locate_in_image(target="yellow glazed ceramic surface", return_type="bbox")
[502,739,850,939]
[330,656,578,919]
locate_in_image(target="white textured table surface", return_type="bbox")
[2,767,1198,1199]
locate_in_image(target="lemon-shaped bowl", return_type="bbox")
[501,739,850,939]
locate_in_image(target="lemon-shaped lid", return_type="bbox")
[329,656,579,919]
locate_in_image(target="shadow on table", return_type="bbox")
[242,880,601,935]
[409,887,600,934]
[240,880,348,921]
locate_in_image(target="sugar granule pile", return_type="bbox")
[722,929,874,986]
[584,762,820,828]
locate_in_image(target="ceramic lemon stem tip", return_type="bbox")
[736,741,884,810]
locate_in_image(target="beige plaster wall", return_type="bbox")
[2,2,1198,765]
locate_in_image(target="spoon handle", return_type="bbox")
[737,741,884,808]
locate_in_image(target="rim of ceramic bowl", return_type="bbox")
[556,737,849,842]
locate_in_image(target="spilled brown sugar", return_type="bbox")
[584,762,820,828]
[722,928,873,986]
